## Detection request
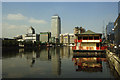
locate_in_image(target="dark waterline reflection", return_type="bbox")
[2,47,119,78]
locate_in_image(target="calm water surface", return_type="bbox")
[2,47,119,78]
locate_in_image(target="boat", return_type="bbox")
[72,30,106,52]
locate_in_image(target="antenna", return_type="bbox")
[102,20,105,39]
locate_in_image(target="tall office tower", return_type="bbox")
[118,1,120,15]
[51,15,61,40]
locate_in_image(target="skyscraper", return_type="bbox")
[51,15,61,40]
[106,22,114,43]
[118,1,120,15]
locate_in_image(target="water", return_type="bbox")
[2,47,119,78]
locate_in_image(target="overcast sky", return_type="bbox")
[2,2,118,38]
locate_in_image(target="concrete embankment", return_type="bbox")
[106,50,120,76]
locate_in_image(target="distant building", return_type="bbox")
[63,33,69,46]
[27,26,35,34]
[118,1,120,15]
[60,34,63,44]
[60,33,75,46]
[106,22,114,43]
[40,32,51,43]
[69,34,75,45]
[24,34,39,42]
[49,37,56,43]
[114,14,120,51]
[74,27,85,34]
[14,35,24,41]
[24,26,39,42]
[14,26,39,42]
[106,22,114,35]
[51,15,61,42]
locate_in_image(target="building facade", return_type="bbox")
[51,15,61,40]
[118,1,120,15]
[24,27,39,42]
[60,33,75,46]
[40,32,51,43]
[114,14,120,51]
[69,34,75,45]
[106,22,114,43]
[15,26,39,42]
[49,37,56,43]
[24,34,39,42]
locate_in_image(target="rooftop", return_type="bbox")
[75,30,102,35]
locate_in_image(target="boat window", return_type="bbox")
[83,36,88,40]
[78,36,82,40]
[89,36,93,40]
[94,36,99,40]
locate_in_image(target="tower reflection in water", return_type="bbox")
[18,47,61,76]
[72,52,107,72]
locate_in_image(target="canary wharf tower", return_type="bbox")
[51,15,61,40]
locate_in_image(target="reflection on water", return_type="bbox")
[2,47,119,78]
[72,57,106,72]
[72,52,106,72]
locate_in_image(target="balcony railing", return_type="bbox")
[74,39,102,43]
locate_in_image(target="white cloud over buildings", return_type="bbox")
[2,23,28,38]
[28,18,47,24]
[7,13,27,20]
[6,13,47,24]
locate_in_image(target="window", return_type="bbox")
[94,36,99,40]
[89,36,93,40]
[78,36,82,40]
[83,36,88,40]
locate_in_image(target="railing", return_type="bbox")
[74,39,102,43]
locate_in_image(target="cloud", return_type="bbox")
[2,23,28,38]
[3,23,27,29]
[28,18,47,24]
[6,13,47,24]
[8,24,27,29]
[7,13,27,20]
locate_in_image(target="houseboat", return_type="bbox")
[72,30,105,52]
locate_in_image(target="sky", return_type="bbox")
[2,2,118,38]
[1,0,120,2]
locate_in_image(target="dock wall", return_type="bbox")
[106,50,120,76]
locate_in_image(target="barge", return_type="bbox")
[72,30,106,52]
